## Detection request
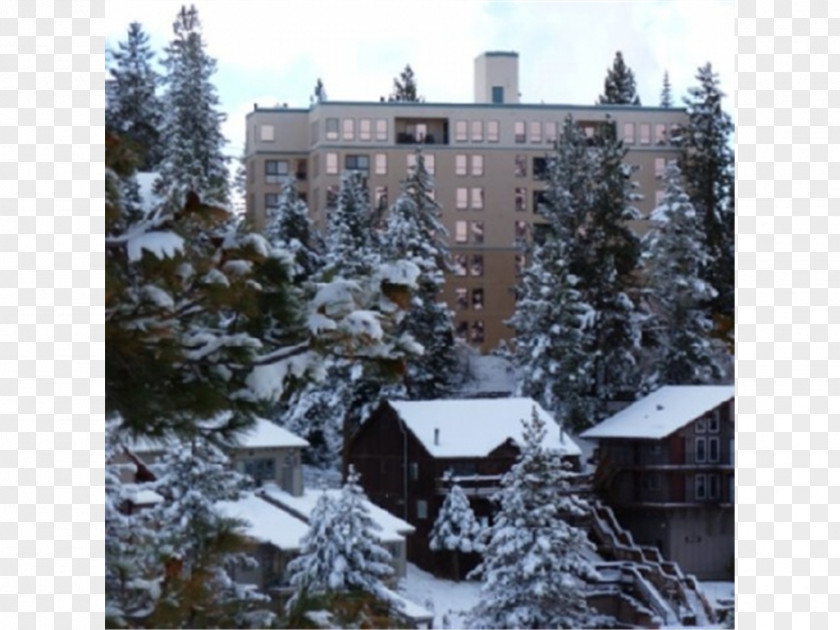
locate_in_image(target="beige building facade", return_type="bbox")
[244,52,687,352]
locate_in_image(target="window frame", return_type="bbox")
[471,120,483,142]
[455,120,468,142]
[342,118,355,141]
[359,118,372,141]
[470,187,484,210]
[455,154,468,176]
[695,437,707,463]
[695,474,707,500]
[259,124,275,142]
[471,154,484,177]
[487,120,499,142]
[264,159,289,184]
[639,123,651,145]
[529,121,541,143]
[454,220,468,243]
[374,153,387,175]
[455,187,468,210]
[623,122,635,144]
[325,118,339,141]
[325,152,338,175]
[375,118,388,141]
[514,121,526,144]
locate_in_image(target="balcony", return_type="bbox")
[395,117,449,145]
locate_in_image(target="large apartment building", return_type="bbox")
[244,52,687,352]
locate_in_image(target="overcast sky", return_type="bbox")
[105,0,736,161]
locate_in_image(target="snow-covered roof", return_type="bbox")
[261,484,415,542]
[579,385,735,441]
[386,398,582,459]
[126,417,308,453]
[215,492,309,551]
[236,417,309,449]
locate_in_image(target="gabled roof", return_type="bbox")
[579,385,735,441]
[386,398,582,459]
[261,484,415,542]
[216,492,309,551]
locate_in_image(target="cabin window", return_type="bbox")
[643,473,661,490]
[708,412,720,433]
[695,437,707,463]
[417,500,428,519]
[695,417,707,433]
[694,474,707,500]
[708,436,719,462]
[242,457,276,484]
[708,474,720,499]
[410,462,419,481]
[647,443,661,455]
[451,461,478,476]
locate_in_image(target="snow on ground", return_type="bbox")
[397,563,481,629]
[701,581,735,606]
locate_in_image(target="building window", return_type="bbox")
[533,190,548,214]
[374,153,387,175]
[242,457,276,484]
[544,121,557,143]
[708,436,720,463]
[515,154,527,177]
[516,253,526,275]
[359,118,372,141]
[471,220,484,244]
[326,185,338,208]
[325,118,339,140]
[345,154,370,174]
[695,474,707,500]
[709,474,720,499]
[515,220,528,245]
[259,124,275,142]
[470,254,484,277]
[655,157,666,178]
[471,120,483,142]
[655,123,668,145]
[265,193,280,209]
[708,412,720,433]
[529,121,541,143]
[407,153,417,172]
[471,320,485,344]
[515,188,527,212]
[487,120,499,142]
[453,254,468,276]
[643,473,661,490]
[455,320,468,341]
[514,121,526,144]
[471,154,484,177]
[325,152,338,175]
[342,118,354,140]
[532,157,548,181]
[491,86,504,103]
[695,437,707,463]
[455,287,468,310]
[695,417,708,433]
[455,154,468,176]
[470,187,484,209]
[655,189,666,205]
[375,118,388,141]
[455,120,468,142]
[425,153,435,174]
[456,187,468,209]
[455,220,468,243]
[639,123,651,145]
[472,288,484,310]
[375,186,388,211]
[417,500,428,519]
[265,160,289,184]
[409,462,419,481]
[413,123,428,142]
[623,122,635,144]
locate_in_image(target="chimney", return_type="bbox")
[434,428,440,446]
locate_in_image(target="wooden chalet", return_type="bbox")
[348,397,583,577]
[581,385,735,580]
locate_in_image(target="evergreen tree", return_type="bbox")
[674,63,735,337]
[643,161,724,385]
[467,408,604,629]
[660,71,673,108]
[107,21,164,171]
[512,116,643,429]
[429,476,485,580]
[286,467,394,610]
[155,5,230,208]
[324,171,380,278]
[598,51,641,105]
[232,142,247,214]
[312,77,327,104]
[266,176,324,281]
[381,149,458,399]
[390,64,422,102]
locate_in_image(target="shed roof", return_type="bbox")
[579,385,735,441]
[387,398,582,458]
[215,492,309,551]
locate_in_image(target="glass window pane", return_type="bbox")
[471,187,484,209]
[487,120,499,142]
[639,123,651,145]
[471,120,483,142]
[455,220,468,243]
[455,154,467,176]
[529,121,541,143]
[515,155,526,177]
[455,120,468,142]
[471,155,484,177]
[326,118,339,140]
[623,122,635,144]
[342,118,354,140]
[514,121,525,143]
[471,221,484,244]
[359,119,372,141]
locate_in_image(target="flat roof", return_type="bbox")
[250,101,685,115]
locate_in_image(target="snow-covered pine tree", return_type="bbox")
[512,116,643,430]
[643,161,725,385]
[107,21,164,171]
[286,467,394,611]
[429,475,485,580]
[660,71,673,108]
[381,149,458,399]
[324,170,380,279]
[390,64,422,102]
[467,408,605,629]
[155,5,230,208]
[673,63,735,338]
[598,51,641,105]
[265,176,324,281]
